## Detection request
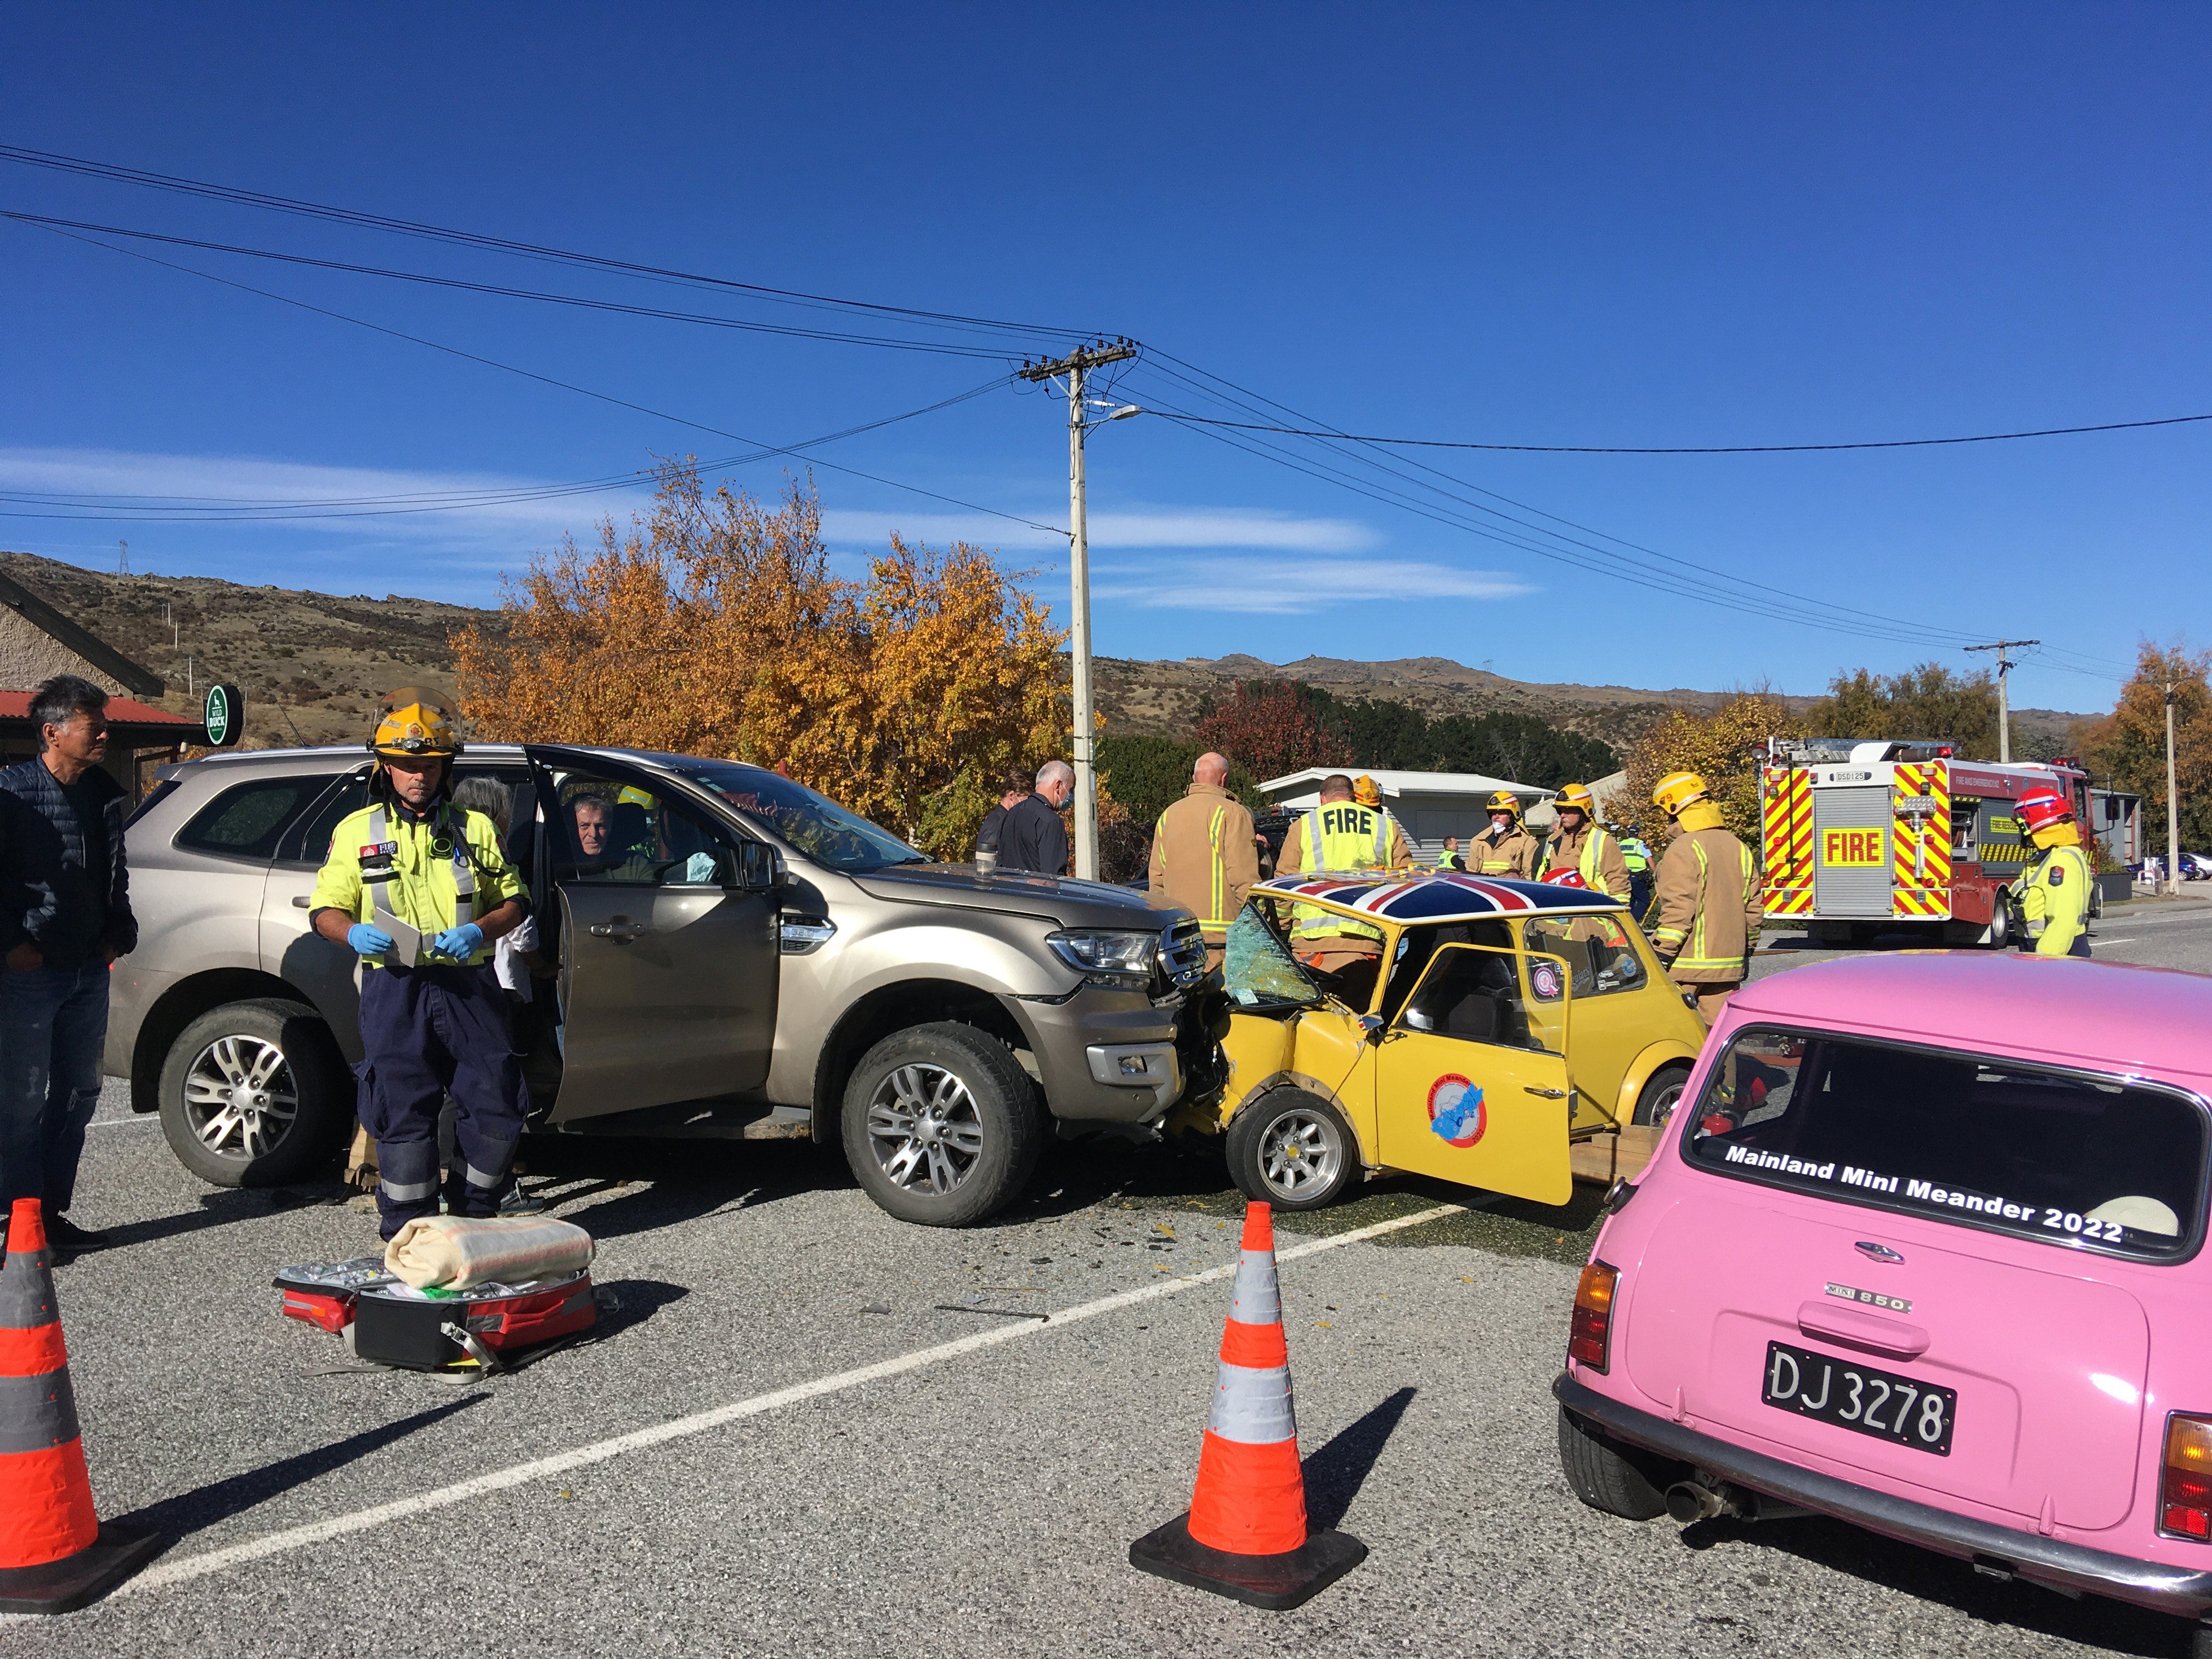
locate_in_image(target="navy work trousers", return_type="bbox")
[356,963,528,1239]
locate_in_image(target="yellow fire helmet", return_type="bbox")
[368,687,462,759]
[1555,783,1596,815]
[1352,774,1384,808]
[1484,788,1521,816]
[1652,770,1710,816]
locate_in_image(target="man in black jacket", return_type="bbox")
[0,676,137,1256]
[1000,759,1072,876]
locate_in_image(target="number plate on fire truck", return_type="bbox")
[1760,1341,1956,1455]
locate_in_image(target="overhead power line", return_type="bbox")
[0,209,1036,361]
[1,218,1066,538]
[1153,408,2212,455]
[0,144,1091,343]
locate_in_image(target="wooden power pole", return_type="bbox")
[1019,338,1138,881]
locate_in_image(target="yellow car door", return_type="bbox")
[1373,942,1576,1205]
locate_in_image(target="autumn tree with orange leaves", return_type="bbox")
[452,461,1066,857]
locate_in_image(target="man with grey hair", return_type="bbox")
[1000,759,1073,876]
[0,674,137,1257]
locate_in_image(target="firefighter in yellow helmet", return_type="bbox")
[308,691,532,1239]
[1463,788,1541,878]
[1275,772,1415,979]
[1541,783,1630,901]
[2011,787,2092,958]
[1647,770,1762,1026]
[1148,751,1260,968]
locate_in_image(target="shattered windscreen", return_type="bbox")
[1223,904,1324,1010]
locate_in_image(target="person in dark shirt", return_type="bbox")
[1000,760,1073,876]
[0,676,138,1257]
[974,769,1033,861]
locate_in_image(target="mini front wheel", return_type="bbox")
[1226,1090,1358,1210]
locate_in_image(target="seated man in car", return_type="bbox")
[570,794,616,871]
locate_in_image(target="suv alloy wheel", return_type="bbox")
[157,1000,350,1187]
[840,1022,1043,1227]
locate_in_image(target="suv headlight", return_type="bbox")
[1046,928,1160,986]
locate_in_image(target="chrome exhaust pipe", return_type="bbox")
[1665,1480,1733,1522]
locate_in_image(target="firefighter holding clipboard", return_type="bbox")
[308,691,532,1239]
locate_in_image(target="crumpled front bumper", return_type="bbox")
[1554,1372,2212,1620]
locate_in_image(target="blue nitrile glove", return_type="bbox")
[347,923,396,957]
[430,923,484,961]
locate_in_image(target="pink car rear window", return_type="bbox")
[1684,1028,2207,1262]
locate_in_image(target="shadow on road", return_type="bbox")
[1678,1512,2176,1658]
[515,1133,851,1240]
[1304,1385,1418,1530]
[114,1396,487,1554]
[91,1184,340,1255]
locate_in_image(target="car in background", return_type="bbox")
[111,743,1219,1227]
[1172,871,1706,1209]
[1556,952,2212,1651]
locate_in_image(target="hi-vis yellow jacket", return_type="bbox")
[1649,802,1761,984]
[1148,783,1260,946]
[310,799,524,968]
[2019,837,2093,957]
[1277,800,1414,943]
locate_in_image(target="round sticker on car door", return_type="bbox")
[1427,1075,1486,1147]
[1530,960,1564,1001]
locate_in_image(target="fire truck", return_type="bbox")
[1760,738,2092,946]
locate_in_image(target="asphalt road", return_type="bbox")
[16,905,2212,1658]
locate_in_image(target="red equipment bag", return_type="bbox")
[274,1257,389,1333]
[352,1272,598,1371]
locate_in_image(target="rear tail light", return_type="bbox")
[1568,1261,1618,1373]
[2163,1416,2212,1541]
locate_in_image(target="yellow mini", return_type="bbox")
[1176,871,1707,1210]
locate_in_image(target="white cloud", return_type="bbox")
[1093,556,1535,615]
[0,447,648,545]
[819,506,1375,555]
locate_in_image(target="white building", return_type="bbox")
[1259,768,1556,867]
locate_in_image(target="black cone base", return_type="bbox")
[0,1522,162,1614]
[1129,1512,1366,1611]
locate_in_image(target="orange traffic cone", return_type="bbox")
[0,1200,159,1613]
[1130,1201,1366,1610]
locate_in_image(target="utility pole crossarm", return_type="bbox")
[1019,338,1139,883]
[1965,639,2041,765]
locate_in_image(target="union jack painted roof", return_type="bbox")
[1251,871,1625,924]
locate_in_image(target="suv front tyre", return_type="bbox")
[158,999,351,1187]
[839,1022,1043,1227]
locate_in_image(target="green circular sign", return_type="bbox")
[204,681,243,747]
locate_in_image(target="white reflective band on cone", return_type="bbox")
[1209,1362,1297,1444]
[1229,1250,1280,1327]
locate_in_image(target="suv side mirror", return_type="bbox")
[736,841,786,892]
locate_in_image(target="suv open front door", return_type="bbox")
[531,754,782,1125]
[1374,941,1575,1204]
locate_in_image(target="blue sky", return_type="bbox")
[5,5,2208,715]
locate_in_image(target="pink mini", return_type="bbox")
[1556,952,2212,1647]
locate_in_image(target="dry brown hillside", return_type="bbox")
[2,551,2091,758]
[2,552,506,751]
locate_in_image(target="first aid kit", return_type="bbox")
[275,1257,597,1372]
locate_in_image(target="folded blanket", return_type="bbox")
[383,1215,595,1291]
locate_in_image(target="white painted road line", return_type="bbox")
[120,1202,1466,1595]
[85,1115,159,1130]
